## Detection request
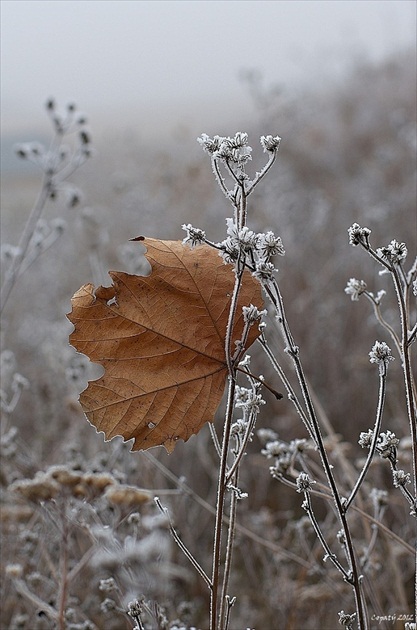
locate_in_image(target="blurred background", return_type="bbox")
[1,2,416,628]
[2,0,416,152]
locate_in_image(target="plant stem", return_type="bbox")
[210,376,236,630]
[345,365,388,510]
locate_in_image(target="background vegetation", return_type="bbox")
[1,50,416,629]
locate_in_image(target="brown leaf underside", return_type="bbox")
[68,238,263,452]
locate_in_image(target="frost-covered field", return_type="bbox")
[1,52,416,629]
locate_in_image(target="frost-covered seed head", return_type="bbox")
[234,386,265,412]
[101,598,117,612]
[182,224,206,248]
[257,231,285,259]
[10,473,60,502]
[261,440,288,458]
[260,135,281,152]
[358,429,374,449]
[370,488,388,510]
[344,278,367,301]
[219,237,240,264]
[376,239,408,264]
[338,611,357,628]
[377,430,399,460]
[104,484,152,507]
[348,223,371,246]
[257,428,279,444]
[230,131,249,148]
[369,341,394,371]
[242,304,267,324]
[252,261,276,282]
[392,469,411,488]
[296,472,315,493]
[99,577,117,592]
[197,133,223,154]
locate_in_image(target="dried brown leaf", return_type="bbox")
[68,238,263,452]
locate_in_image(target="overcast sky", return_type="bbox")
[1,0,416,140]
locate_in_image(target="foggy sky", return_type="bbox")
[1,0,416,140]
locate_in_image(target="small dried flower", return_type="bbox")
[48,465,83,488]
[242,304,267,324]
[344,278,367,301]
[197,133,223,154]
[83,471,116,493]
[377,239,408,264]
[338,610,357,628]
[225,218,258,253]
[127,512,141,525]
[257,230,285,258]
[252,261,276,282]
[219,236,240,264]
[296,472,315,493]
[370,488,388,510]
[257,428,278,444]
[230,131,249,148]
[392,469,411,488]
[377,430,399,460]
[261,440,287,458]
[182,224,206,248]
[260,135,281,152]
[412,279,417,297]
[231,418,248,437]
[10,473,60,502]
[369,341,394,371]
[99,577,117,592]
[101,598,117,612]
[234,386,265,412]
[104,484,152,508]
[358,429,374,449]
[348,223,371,247]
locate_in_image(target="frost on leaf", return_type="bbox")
[68,238,263,453]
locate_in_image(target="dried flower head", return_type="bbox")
[358,429,374,449]
[104,484,152,508]
[369,341,394,372]
[182,224,206,248]
[376,239,408,264]
[242,304,267,324]
[344,278,367,301]
[348,223,371,247]
[370,488,389,510]
[338,610,357,628]
[260,135,281,152]
[10,473,60,502]
[252,261,276,282]
[197,133,223,154]
[257,230,285,259]
[392,469,411,488]
[296,472,315,493]
[377,430,399,461]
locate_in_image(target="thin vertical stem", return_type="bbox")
[345,366,388,510]
[210,377,236,630]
